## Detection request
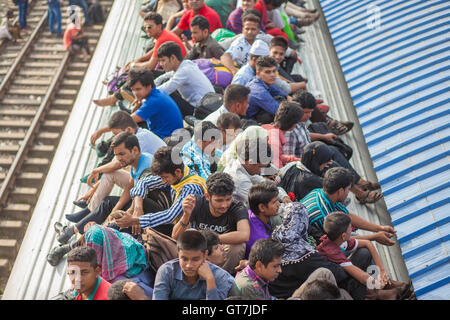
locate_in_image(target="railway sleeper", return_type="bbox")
[0,239,19,260]
[0,220,25,239]
[1,203,32,222]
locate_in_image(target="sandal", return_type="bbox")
[327,118,350,135]
[356,190,383,204]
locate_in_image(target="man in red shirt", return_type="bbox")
[67,246,111,300]
[172,0,222,36]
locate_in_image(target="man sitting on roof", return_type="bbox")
[171,0,222,36]
[155,41,215,117]
[184,15,224,60]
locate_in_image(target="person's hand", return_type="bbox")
[116,211,139,228]
[378,269,390,289]
[76,186,96,204]
[87,168,100,188]
[266,21,276,29]
[373,231,395,246]
[122,282,150,300]
[90,130,103,147]
[289,50,298,60]
[321,133,337,143]
[282,196,292,203]
[131,206,144,235]
[286,96,293,102]
[131,99,142,113]
[235,259,249,271]
[379,225,396,235]
[182,195,196,217]
[197,261,214,281]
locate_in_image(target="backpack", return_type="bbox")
[194,92,223,120]
[192,58,233,89]
[103,67,129,94]
[140,227,178,274]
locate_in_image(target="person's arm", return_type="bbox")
[342,264,372,285]
[218,219,250,244]
[90,126,111,146]
[273,76,291,95]
[250,89,280,116]
[122,282,151,300]
[197,262,218,300]
[289,82,307,93]
[356,239,389,285]
[129,174,168,199]
[152,265,172,300]
[171,194,195,240]
[309,132,337,143]
[134,49,154,64]
[154,71,174,87]
[220,52,239,75]
[138,56,158,70]
[171,26,183,36]
[155,70,181,95]
[350,213,396,246]
[131,112,145,124]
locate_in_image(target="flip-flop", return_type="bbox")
[357,190,383,204]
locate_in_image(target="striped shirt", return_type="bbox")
[130,175,206,228]
[300,188,349,232]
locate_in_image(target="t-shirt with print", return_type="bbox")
[317,235,359,267]
[189,195,248,234]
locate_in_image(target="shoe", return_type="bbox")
[47,244,72,266]
[57,226,75,244]
[65,208,91,223]
[73,199,88,209]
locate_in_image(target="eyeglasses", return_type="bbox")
[143,24,153,30]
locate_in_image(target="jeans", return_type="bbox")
[69,0,90,25]
[18,0,28,30]
[48,1,62,34]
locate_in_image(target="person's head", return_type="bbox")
[190,15,210,43]
[181,0,190,10]
[107,111,138,135]
[217,113,242,146]
[237,137,272,175]
[255,56,277,86]
[242,14,261,43]
[324,212,352,243]
[107,280,132,300]
[241,0,257,11]
[295,279,342,300]
[248,39,270,68]
[223,84,250,116]
[6,9,14,19]
[274,101,304,131]
[248,181,280,217]
[111,131,141,167]
[322,167,354,202]
[205,172,235,216]
[67,246,100,296]
[177,229,208,278]
[292,90,316,122]
[143,12,163,38]
[193,121,220,156]
[126,68,155,100]
[200,230,225,266]
[248,239,284,282]
[269,36,288,65]
[157,41,183,72]
[188,0,204,12]
[150,146,185,185]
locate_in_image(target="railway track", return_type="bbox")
[0,0,115,291]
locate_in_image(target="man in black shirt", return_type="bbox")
[172,172,250,274]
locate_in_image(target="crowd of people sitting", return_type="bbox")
[45,0,415,300]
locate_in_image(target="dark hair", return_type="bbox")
[150,146,184,175]
[255,55,277,72]
[242,9,261,20]
[67,246,98,268]
[126,67,155,88]
[223,84,250,109]
[248,239,284,270]
[324,212,352,241]
[217,113,242,130]
[107,280,132,300]
[271,0,284,9]
[274,101,304,131]
[206,172,235,196]
[157,41,183,61]
[144,12,163,25]
[200,230,220,257]
[237,137,272,164]
[111,131,141,153]
[6,9,14,16]
[193,121,220,143]
[248,181,279,215]
[190,15,209,31]
[322,167,354,194]
[242,13,261,25]
[108,111,138,130]
[298,279,342,300]
[292,90,316,110]
[177,229,207,252]
[270,36,288,50]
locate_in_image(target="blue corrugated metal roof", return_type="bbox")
[319,0,450,299]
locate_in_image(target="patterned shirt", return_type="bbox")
[229,265,275,300]
[282,122,311,159]
[300,188,349,234]
[130,174,206,228]
[181,140,214,181]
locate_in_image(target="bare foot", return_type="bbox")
[93,95,118,107]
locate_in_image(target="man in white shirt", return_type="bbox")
[155,41,215,116]
[203,84,250,125]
